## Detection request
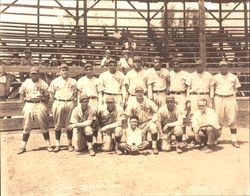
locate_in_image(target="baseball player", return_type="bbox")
[118,50,133,71]
[99,58,126,107]
[147,56,170,107]
[48,64,77,152]
[212,60,241,148]
[101,50,112,67]
[77,63,103,106]
[20,49,34,81]
[77,63,103,144]
[17,67,53,154]
[123,56,148,105]
[156,96,184,153]
[186,59,213,114]
[126,86,159,154]
[97,96,126,154]
[192,98,221,153]
[67,94,97,156]
[118,115,150,155]
[169,57,190,110]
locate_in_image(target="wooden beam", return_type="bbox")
[222,2,241,21]
[198,0,207,66]
[0,0,19,14]
[243,1,249,50]
[54,0,75,19]
[127,0,147,21]
[78,0,101,20]
[150,5,164,20]
[205,7,220,23]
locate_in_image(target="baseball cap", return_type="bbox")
[219,60,228,66]
[85,63,93,68]
[108,58,117,64]
[123,50,129,54]
[105,50,111,54]
[105,96,115,103]
[30,66,39,74]
[195,59,203,66]
[133,56,141,62]
[135,86,144,92]
[24,49,32,54]
[166,95,175,101]
[153,56,161,61]
[59,63,68,69]
[79,94,89,102]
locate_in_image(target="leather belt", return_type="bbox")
[104,92,121,96]
[55,98,72,102]
[215,94,234,98]
[26,100,44,103]
[190,92,209,95]
[88,96,97,99]
[170,91,186,95]
[153,90,165,93]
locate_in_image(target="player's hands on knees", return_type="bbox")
[67,124,77,131]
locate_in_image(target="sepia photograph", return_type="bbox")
[0,0,249,195]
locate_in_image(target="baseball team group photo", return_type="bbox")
[0,0,249,195]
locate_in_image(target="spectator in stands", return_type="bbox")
[0,65,16,101]
[113,28,122,45]
[124,37,136,55]
[21,49,34,66]
[120,28,128,44]
[118,50,133,71]
[11,51,20,66]
[166,55,174,68]
[101,50,112,67]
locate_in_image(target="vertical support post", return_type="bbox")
[76,0,79,26]
[183,1,186,33]
[37,0,41,60]
[83,0,87,48]
[115,0,117,27]
[164,1,168,61]
[243,1,249,51]
[219,2,223,57]
[147,1,150,37]
[198,0,207,66]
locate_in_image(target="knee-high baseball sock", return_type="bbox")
[151,133,158,149]
[86,135,93,149]
[55,130,61,146]
[115,136,121,148]
[230,128,237,142]
[92,130,98,143]
[43,132,51,146]
[67,130,73,145]
[176,136,182,146]
[21,133,30,148]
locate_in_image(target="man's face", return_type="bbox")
[135,90,144,99]
[153,59,162,70]
[80,99,89,109]
[30,73,39,82]
[106,101,115,111]
[196,64,205,73]
[166,99,175,111]
[60,68,69,78]
[173,61,181,72]
[130,118,138,129]
[134,59,142,70]
[198,101,207,113]
[108,62,117,73]
[25,52,31,58]
[220,65,228,75]
[106,53,110,58]
[85,66,93,77]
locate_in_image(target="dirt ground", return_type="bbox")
[1,103,249,196]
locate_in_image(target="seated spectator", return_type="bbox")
[101,50,112,67]
[113,28,122,45]
[192,98,221,153]
[21,49,33,66]
[118,50,133,70]
[118,115,150,155]
[120,28,128,44]
[124,37,136,54]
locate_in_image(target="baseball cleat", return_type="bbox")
[232,142,240,148]
[47,146,53,152]
[89,148,96,156]
[152,148,159,155]
[68,145,74,152]
[53,146,60,153]
[17,148,26,155]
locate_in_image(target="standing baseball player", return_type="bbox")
[212,60,241,148]
[192,98,221,153]
[169,57,190,110]
[77,63,103,106]
[156,96,184,153]
[67,95,97,156]
[99,58,126,107]
[147,56,170,107]
[123,56,148,106]
[17,67,53,154]
[98,96,126,154]
[48,64,77,152]
[126,86,159,154]
[187,59,213,114]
